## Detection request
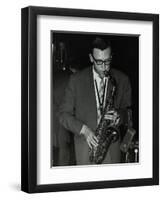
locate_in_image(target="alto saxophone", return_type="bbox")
[89,72,120,164]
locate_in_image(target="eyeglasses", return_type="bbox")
[92,55,112,65]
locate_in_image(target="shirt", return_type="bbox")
[92,67,109,124]
[80,67,109,135]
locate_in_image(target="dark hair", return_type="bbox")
[91,37,112,52]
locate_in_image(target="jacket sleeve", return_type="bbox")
[58,74,83,135]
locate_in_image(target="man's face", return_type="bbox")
[90,47,112,78]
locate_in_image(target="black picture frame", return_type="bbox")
[21,6,159,193]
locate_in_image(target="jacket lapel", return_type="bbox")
[106,72,113,100]
[87,67,98,128]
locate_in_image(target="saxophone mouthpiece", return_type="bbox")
[104,70,110,77]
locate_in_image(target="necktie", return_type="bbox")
[97,78,104,123]
[99,78,104,107]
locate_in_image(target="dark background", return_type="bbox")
[51,32,139,165]
[52,31,139,135]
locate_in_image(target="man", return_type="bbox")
[53,63,80,166]
[58,37,132,165]
[53,69,74,166]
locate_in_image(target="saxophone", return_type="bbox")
[89,72,120,164]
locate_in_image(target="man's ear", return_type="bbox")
[89,53,93,63]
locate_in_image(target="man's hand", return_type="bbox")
[80,125,98,149]
[104,110,120,126]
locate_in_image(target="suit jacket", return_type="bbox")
[53,70,72,147]
[53,70,76,166]
[58,66,132,165]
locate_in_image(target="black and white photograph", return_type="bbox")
[51,32,139,167]
[21,6,159,193]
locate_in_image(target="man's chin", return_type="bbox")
[100,72,108,78]
[99,73,105,79]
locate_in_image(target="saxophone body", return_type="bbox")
[89,73,120,164]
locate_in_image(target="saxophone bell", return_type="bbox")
[106,126,120,143]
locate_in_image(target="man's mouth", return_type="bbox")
[104,70,109,77]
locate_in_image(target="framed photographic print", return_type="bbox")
[21,6,159,193]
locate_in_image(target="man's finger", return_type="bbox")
[106,110,114,114]
[90,138,98,147]
[91,141,98,148]
[104,115,116,120]
[87,136,98,148]
[104,115,112,120]
[93,136,99,143]
[87,139,92,149]
[115,117,120,125]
